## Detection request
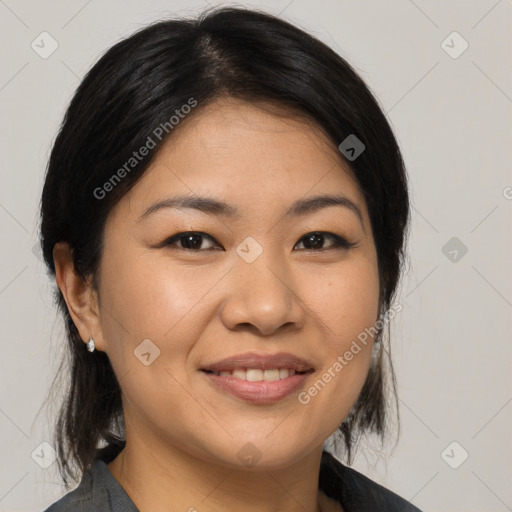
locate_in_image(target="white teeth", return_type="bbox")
[263,369,280,381]
[232,369,246,380]
[246,369,263,381]
[212,368,299,381]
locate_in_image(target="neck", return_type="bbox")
[108,428,325,512]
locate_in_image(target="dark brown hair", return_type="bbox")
[39,6,410,488]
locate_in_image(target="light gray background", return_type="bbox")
[1,1,511,511]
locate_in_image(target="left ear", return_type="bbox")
[53,241,107,352]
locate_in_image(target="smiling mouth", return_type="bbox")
[201,368,312,381]
[199,352,315,402]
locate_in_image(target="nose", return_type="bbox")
[219,250,306,337]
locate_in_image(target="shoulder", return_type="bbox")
[42,465,96,511]
[319,450,423,512]
[42,460,138,512]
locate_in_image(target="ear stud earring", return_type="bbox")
[86,337,95,352]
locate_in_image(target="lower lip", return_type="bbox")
[201,371,311,404]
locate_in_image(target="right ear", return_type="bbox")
[52,242,106,352]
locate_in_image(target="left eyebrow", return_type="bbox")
[137,193,364,228]
[284,194,364,227]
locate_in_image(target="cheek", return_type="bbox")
[96,254,220,431]
[97,250,225,367]
[307,256,380,350]
[296,257,380,419]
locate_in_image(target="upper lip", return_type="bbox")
[200,352,315,373]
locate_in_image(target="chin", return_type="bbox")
[200,435,321,472]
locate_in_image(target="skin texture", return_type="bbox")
[53,98,381,512]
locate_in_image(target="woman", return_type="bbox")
[40,6,420,511]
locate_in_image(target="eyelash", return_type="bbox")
[161,231,357,252]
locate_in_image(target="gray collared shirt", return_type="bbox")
[43,459,138,512]
[43,451,422,511]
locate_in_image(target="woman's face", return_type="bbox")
[93,98,380,469]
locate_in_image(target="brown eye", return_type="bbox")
[164,232,222,251]
[295,232,355,251]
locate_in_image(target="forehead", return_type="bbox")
[112,98,368,224]
[159,98,352,178]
